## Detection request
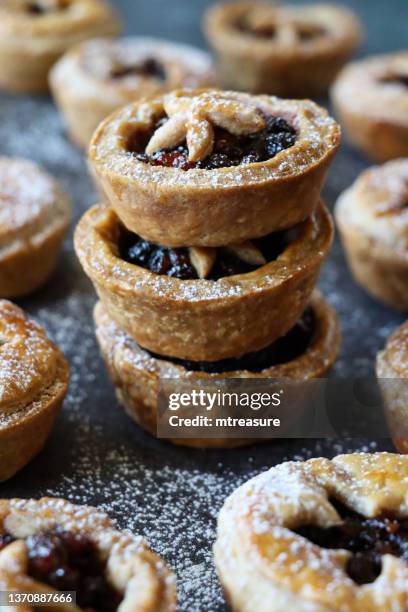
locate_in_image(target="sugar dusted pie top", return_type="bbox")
[216,452,408,610]
[336,159,408,251]
[0,157,71,256]
[0,301,66,419]
[332,52,408,124]
[90,88,340,188]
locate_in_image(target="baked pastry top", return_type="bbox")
[52,36,214,102]
[0,300,67,417]
[332,52,408,128]
[336,159,408,251]
[205,2,362,59]
[204,1,362,96]
[0,497,176,611]
[90,88,340,246]
[215,452,408,611]
[0,0,119,46]
[377,320,408,378]
[0,157,71,256]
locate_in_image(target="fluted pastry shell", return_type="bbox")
[0,0,120,93]
[0,301,69,481]
[75,200,333,362]
[89,89,340,247]
[336,159,408,311]
[204,1,362,97]
[50,37,215,148]
[94,292,340,449]
[215,452,408,611]
[0,497,176,611]
[331,52,408,162]
[0,157,71,298]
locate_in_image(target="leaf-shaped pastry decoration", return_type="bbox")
[143,91,266,162]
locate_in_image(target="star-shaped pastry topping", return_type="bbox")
[143,91,267,162]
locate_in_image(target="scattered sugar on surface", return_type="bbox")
[0,93,397,611]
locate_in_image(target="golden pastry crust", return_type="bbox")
[204,1,362,97]
[75,201,333,362]
[50,37,215,148]
[215,452,408,611]
[0,157,71,298]
[0,0,120,93]
[0,497,176,612]
[331,52,408,162]
[0,301,69,481]
[89,89,340,247]
[94,292,340,449]
[335,159,408,311]
[376,322,408,453]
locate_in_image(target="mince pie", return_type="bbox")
[377,322,408,453]
[204,1,362,97]
[50,37,215,148]
[93,291,340,449]
[0,0,120,93]
[0,301,69,481]
[89,88,340,247]
[0,157,71,298]
[0,497,176,611]
[74,201,333,362]
[336,159,408,310]
[215,452,408,611]
[331,52,408,162]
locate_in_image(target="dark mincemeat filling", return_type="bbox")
[110,58,166,82]
[119,225,297,281]
[127,113,297,170]
[0,529,121,612]
[236,16,326,42]
[26,0,68,14]
[380,74,408,88]
[148,306,316,373]
[295,497,408,585]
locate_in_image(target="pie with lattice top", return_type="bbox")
[0,497,176,611]
[204,1,362,97]
[0,0,120,92]
[215,452,408,611]
[50,37,214,148]
[89,88,340,248]
[336,158,408,311]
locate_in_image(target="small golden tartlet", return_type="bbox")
[0,301,69,482]
[336,159,408,311]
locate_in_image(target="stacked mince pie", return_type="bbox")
[75,88,341,447]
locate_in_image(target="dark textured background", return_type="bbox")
[0,1,406,609]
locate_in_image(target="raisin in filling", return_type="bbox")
[119,226,295,281]
[26,529,121,612]
[129,114,297,170]
[110,58,166,82]
[295,498,408,585]
[148,306,315,373]
[236,17,277,39]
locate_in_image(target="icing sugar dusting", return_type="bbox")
[0,88,396,610]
